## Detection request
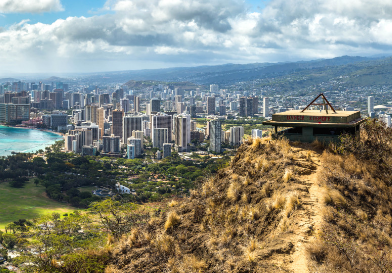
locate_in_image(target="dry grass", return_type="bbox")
[271,193,286,211]
[154,233,176,254]
[165,211,181,231]
[252,137,262,149]
[283,169,293,183]
[284,192,301,217]
[322,187,346,207]
[183,255,207,271]
[227,181,241,201]
[169,200,179,207]
[306,241,327,264]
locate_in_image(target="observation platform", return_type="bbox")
[262,94,365,143]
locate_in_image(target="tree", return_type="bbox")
[9,177,28,188]
[89,199,149,239]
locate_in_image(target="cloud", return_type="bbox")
[0,0,63,14]
[2,0,392,74]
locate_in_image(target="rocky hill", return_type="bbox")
[102,120,392,273]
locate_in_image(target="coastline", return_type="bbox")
[0,125,64,156]
[0,124,65,137]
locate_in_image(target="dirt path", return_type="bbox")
[288,151,324,273]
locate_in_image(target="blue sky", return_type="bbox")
[0,0,268,26]
[0,0,391,74]
[0,0,109,26]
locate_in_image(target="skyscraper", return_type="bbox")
[151,113,172,142]
[174,114,191,151]
[263,97,270,118]
[152,128,168,149]
[368,96,374,116]
[134,96,140,113]
[102,134,121,154]
[111,110,124,138]
[120,99,130,113]
[207,96,216,115]
[239,97,246,117]
[123,116,142,143]
[150,98,161,113]
[210,84,219,93]
[209,119,222,153]
[229,126,244,146]
[128,137,142,157]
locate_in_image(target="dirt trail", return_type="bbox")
[287,151,324,273]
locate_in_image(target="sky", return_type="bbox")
[0,0,392,75]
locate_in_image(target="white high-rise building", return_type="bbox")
[210,84,219,93]
[209,120,221,153]
[252,129,263,139]
[229,126,244,146]
[263,97,269,118]
[380,114,391,127]
[174,114,191,151]
[368,96,374,116]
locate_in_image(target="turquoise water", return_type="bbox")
[0,126,63,157]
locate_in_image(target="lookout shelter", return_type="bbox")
[262,94,365,143]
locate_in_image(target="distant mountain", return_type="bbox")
[77,55,376,85]
[0,55,386,86]
[0,78,20,83]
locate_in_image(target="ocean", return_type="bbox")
[0,126,63,157]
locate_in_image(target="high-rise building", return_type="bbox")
[263,97,270,118]
[128,137,142,157]
[102,134,121,154]
[127,144,135,159]
[210,84,219,93]
[0,104,30,123]
[134,96,140,113]
[151,113,172,142]
[207,97,216,115]
[123,116,142,143]
[163,143,172,158]
[98,107,105,138]
[251,97,258,116]
[175,95,182,103]
[368,96,374,116]
[252,129,263,139]
[239,97,246,117]
[229,126,244,146]
[132,130,144,140]
[120,99,130,113]
[174,88,184,97]
[209,120,222,153]
[150,98,161,113]
[230,101,238,111]
[219,104,226,116]
[152,128,168,149]
[111,110,124,138]
[174,114,191,151]
[53,89,64,109]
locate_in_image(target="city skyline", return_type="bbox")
[1,0,392,74]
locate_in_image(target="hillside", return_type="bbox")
[102,120,392,273]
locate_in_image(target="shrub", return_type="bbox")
[165,211,181,231]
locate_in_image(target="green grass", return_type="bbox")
[0,181,78,230]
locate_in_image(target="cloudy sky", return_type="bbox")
[0,0,391,74]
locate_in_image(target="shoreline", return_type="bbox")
[0,124,65,137]
[0,125,64,156]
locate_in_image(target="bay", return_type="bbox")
[0,125,63,157]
